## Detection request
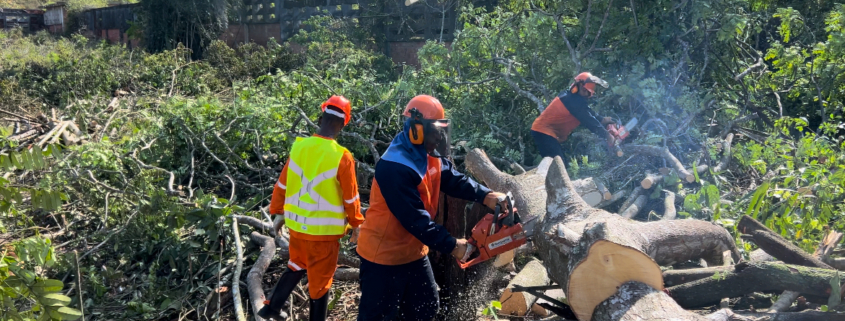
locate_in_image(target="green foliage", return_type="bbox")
[1,236,82,321]
[481,300,501,319]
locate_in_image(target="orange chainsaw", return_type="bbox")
[458,193,527,269]
[605,117,638,157]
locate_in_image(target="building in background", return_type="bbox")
[43,2,68,34]
[0,8,45,32]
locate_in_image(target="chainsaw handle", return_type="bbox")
[496,196,517,227]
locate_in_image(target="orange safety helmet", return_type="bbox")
[570,72,609,98]
[403,95,451,156]
[321,95,352,125]
[403,95,446,120]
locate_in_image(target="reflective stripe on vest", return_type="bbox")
[284,136,349,236]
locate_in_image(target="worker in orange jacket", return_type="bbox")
[531,72,617,162]
[258,96,364,321]
[356,95,510,320]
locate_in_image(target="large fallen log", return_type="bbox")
[465,151,741,321]
[667,261,840,308]
[663,265,733,287]
[770,230,842,312]
[465,150,609,225]
[499,259,550,316]
[738,216,833,269]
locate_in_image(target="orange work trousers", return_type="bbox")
[287,236,341,299]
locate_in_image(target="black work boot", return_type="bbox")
[257,268,306,320]
[309,292,330,321]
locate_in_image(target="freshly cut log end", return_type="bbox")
[499,259,550,316]
[641,173,662,189]
[568,239,664,321]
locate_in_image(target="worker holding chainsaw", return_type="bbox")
[258,96,364,321]
[531,72,630,161]
[356,95,512,321]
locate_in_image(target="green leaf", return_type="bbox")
[822,305,829,312]
[0,154,12,170]
[31,148,45,170]
[32,279,64,295]
[747,182,770,219]
[50,144,64,160]
[492,301,502,309]
[40,293,72,307]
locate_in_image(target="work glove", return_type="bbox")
[483,192,509,211]
[451,238,469,261]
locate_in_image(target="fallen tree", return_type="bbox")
[465,150,741,320]
[666,261,840,308]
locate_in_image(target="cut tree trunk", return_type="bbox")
[431,193,493,321]
[738,216,833,269]
[499,259,551,316]
[667,261,840,308]
[464,151,741,321]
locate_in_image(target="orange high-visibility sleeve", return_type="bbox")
[269,158,290,215]
[338,151,364,227]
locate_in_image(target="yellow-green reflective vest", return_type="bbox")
[284,136,349,236]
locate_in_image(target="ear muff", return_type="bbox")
[410,123,425,144]
[408,108,425,145]
[571,85,578,94]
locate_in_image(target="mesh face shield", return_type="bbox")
[426,119,451,158]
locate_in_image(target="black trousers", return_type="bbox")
[357,255,439,321]
[531,130,565,160]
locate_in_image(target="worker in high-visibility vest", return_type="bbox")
[258,95,364,321]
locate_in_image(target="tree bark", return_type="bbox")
[334,268,359,281]
[619,195,647,219]
[596,189,626,209]
[464,151,740,320]
[663,191,676,220]
[667,261,839,308]
[618,186,644,213]
[246,232,275,321]
[499,259,551,316]
[622,144,695,182]
[663,265,734,287]
[642,173,664,190]
[738,216,833,269]
[592,282,711,321]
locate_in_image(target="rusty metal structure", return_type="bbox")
[0,8,45,32]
